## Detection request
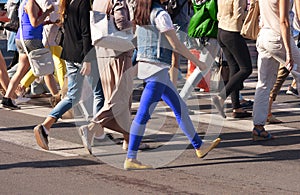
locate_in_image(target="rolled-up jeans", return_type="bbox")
[179,38,220,101]
[49,60,104,119]
[253,28,300,126]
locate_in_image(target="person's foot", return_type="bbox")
[33,124,49,150]
[15,84,26,97]
[252,127,275,141]
[49,93,61,108]
[78,122,104,154]
[211,96,226,118]
[195,138,221,158]
[124,158,153,170]
[286,85,299,97]
[240,99,254,109]
[232,111,252,118]
[78,125,95,154]
[1,97,21,110]
[266,114,282,124]
[14,96,31,105]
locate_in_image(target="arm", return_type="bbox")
[164,29,207,71]
[79,0,93,75]
[25,0,54,27]
[279,0,293,70]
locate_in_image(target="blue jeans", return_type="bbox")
[127,69,202,159]
[49,60,104,119]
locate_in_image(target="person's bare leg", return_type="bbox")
[0,51,10,92]
[42,116,57,131]
[5,54,30,99]
[268,97,273,116]
[44,74,59,95]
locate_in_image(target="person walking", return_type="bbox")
[78,0,142,154]
[1,0,56,110]
[212,0,253,118]
[17,0,66,107]
[33,0,104,150]
[124,0,221,170]
[252,0,300,140]
[0,50,14,98]
[179,0,221,100]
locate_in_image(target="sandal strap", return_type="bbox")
[253,127,272,139]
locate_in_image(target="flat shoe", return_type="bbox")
[266,114,282,124]
[232,111,252,118]
[196,138,221,158]
[124,159,153,170]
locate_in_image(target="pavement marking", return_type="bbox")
[0,127,89,157]
[1,88,299,158]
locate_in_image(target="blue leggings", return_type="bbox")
[127,69,202,159]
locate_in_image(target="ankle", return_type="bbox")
[233,108,244,113]
[268,113,272,117]
[254,125,264,131]
[42,125,49,135]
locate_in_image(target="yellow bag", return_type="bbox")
[240,0,260,40]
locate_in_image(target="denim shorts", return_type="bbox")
[15,39,44,54]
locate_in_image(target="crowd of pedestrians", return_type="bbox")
[0,0,299,170]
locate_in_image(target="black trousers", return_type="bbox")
[217,28,253,109]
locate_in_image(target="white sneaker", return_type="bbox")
[14,96,31,105]
[78,125,94,154]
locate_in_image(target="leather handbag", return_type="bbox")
[240,0,260,40]
[90,0,134,52]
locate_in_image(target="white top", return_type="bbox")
[137,9,174,79]
[259,0,281,34]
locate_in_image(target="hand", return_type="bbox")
[285,57,294,72]
[80,62,91,76]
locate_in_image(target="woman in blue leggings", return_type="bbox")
[124,0,221,170]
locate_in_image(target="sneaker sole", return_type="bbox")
[34,126,49,150]
[78,127,92,154]
[2,104,21,110]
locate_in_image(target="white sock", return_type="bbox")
[94,133,106,140]
[42,125,49,135]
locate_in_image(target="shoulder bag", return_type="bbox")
[90,0,135,52]
[240,0,260,40]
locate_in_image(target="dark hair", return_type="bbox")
[134,0,153,25]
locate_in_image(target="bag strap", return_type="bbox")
[19,0,30,58]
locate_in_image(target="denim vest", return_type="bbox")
[136,3,173,65]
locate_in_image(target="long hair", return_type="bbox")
[134,0,153,25]
[59,0,69,24]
